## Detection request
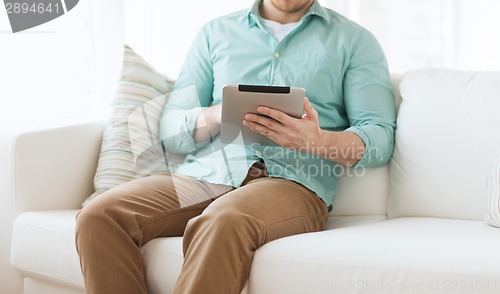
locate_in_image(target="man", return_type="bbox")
[75,0,396,293]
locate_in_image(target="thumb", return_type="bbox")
[302,97,318,120]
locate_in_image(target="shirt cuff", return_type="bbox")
[344,126,375,168]
[161,106,205,154]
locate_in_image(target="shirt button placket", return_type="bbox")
[270,50,281,85]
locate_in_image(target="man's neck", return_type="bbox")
[259,0,313,24]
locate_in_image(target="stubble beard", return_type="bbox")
[269,0,313,14]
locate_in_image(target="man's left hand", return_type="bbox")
[243,97,325,152]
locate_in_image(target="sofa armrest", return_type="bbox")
[1,120,104,214]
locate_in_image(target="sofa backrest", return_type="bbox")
[388,69,500,221]
[330,76,402,217]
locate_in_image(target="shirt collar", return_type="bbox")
[247,0,330,28]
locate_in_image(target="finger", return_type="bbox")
[303,97,318,120]
[256,106,294,125]
[243,119,280,138]
[244,113,287,133]
[243,120,283,146]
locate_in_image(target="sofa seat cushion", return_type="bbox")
[14,212,500,294]
[10,210,186,292]
[249,217,500,294]
[10,211,385,293]
[10,211,84,288]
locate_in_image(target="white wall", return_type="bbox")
[0,0,123,128]
[0,2,123,293]
[124,0,254,79]
[2,0,499,128]
[88,0,124,117]
[325,0,500,73]
[454,0,500,70]
[0,2,92,128]
[125,0,500,77]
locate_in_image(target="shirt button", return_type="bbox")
[274,52,280,58]
[255,150,262,157]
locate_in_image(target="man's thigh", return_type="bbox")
[78,173,222,243]
[202,177,329,245]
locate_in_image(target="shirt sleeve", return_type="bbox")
[343,28,396,168]
[159,26,214,154]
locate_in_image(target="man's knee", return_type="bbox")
[184,207,262,243]
[75,196,125,243]
[76,203,108,240]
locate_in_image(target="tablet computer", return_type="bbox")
[220,84,305,145]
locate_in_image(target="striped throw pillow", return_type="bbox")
[485,153,500,227]
[82,45,175,207]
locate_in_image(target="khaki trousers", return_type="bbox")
[75,162,328,294]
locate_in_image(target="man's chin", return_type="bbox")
[270,0,313,14]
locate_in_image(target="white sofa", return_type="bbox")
[4,69,500,294]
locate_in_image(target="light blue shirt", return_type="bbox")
[159,0,396,209]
